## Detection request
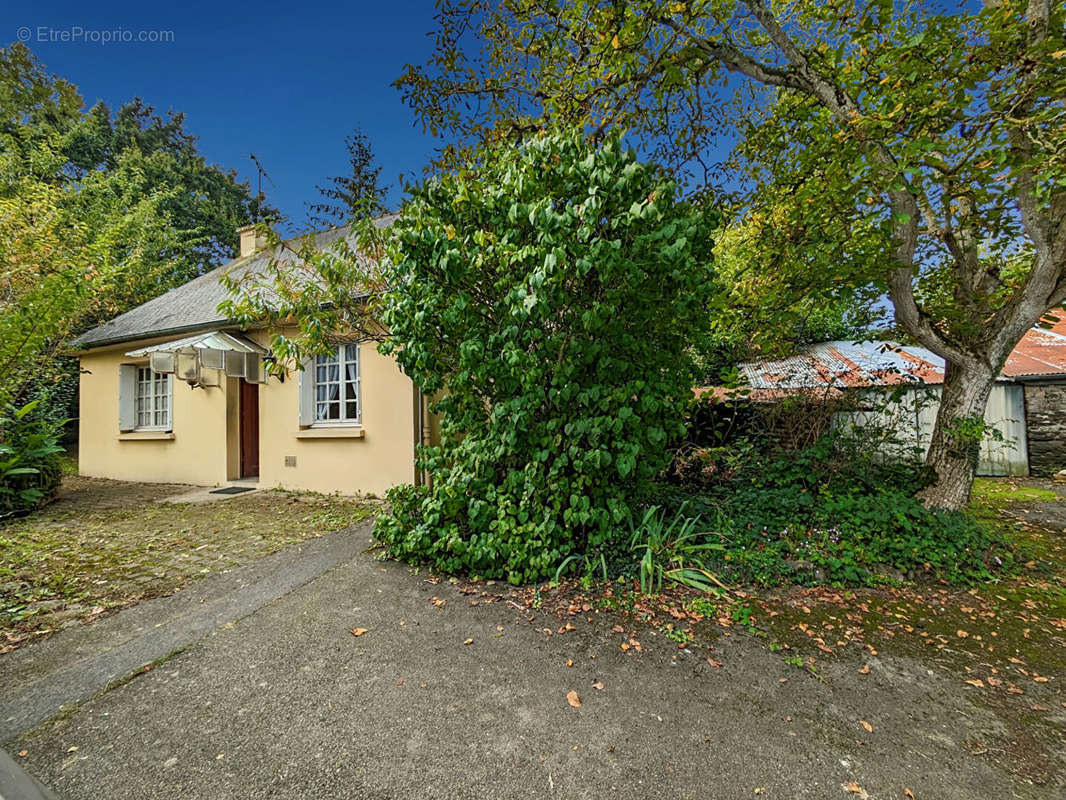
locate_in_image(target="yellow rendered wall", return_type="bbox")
[77,339,232,486]
[78,331,417,496]
[252,332,416,496]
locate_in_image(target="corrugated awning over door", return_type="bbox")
[125,331,268,357]
[126,331,269,383]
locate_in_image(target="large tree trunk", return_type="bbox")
[916,360,997,511]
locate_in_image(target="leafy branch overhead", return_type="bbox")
[397,0,1066,510]
[218,209,394,370]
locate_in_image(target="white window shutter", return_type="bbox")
[118,364,137,431]
[298,357,315,426]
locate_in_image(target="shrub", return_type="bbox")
[375,129,718,583]
[656,435,1011,586]
[0,401,65,518]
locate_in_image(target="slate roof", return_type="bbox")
[70,214,399,351]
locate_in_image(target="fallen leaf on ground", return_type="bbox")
[843,781,869,798]
[17,750,27,757]
[463,638,474,645]
[565,659,574,667]
[350,628,368,637]
[592,681,605,690]
[858,664,871,675]
[860,720,873,733]
[964,678,985,688]
[904,789,915,799]
[707,657,723,668]
[566,690,582,708]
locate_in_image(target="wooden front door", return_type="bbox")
[239,381,260,478]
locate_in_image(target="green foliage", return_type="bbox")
[0,137,180,405]
[219,208,392,371]
[657,434,1012,587]
[375,129,718,583]
[691,221,879,383]
[626,505,725,594]
[308,125,389,228]
[0,43,266,406]
[2,42,269,284]
[0,401,65,517]
[398,0,1066,510]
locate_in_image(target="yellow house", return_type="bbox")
[70,219,434,496]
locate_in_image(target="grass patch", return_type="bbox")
[971,478,1060,513]
[0,476,375,652]
[57,450,78,477]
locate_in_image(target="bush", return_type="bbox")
[375,129,718,583]
[0,401,65,518]
[656,434,1011,586]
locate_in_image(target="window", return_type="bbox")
[312,344,360,424]
[135,367,172,429]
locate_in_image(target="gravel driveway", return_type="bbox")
[5,522,1058,800]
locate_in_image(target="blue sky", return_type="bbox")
[11,1,444,232]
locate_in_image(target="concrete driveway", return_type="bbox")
[2,522,1057,799]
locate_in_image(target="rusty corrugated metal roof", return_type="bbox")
[737,340,945,391]
[1005,316,1066,377]
[704,318,1066,399]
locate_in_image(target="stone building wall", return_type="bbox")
[1023,383,1066,476]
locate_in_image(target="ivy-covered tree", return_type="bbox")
[307,125,389,228]
[374,130,717,582]
[397,0,1066,510]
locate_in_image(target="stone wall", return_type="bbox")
[1023,383,1066,477]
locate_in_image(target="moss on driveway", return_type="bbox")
[0,476,375,652]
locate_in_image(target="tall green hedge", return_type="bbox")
[375,130,718,583]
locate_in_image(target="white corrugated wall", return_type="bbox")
[832,384,1029,477]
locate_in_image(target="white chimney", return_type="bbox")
[237,224,268,258]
